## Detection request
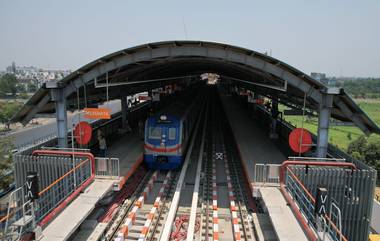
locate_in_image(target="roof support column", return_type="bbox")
[316,93,333,158]
[270,98,279,139]
[121,96,128,129]
[52,88,68,148]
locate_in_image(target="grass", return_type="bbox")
[280,99,380,151]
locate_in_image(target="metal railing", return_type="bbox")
[285,167,346,241]
[14,133,57,154]
[1,156,93,238]
[95,157,120,178]
[36,157,92,223]
[288,156,346,162]
[40,146,91,152]
[1,187,35,240]
[254,163,281,186]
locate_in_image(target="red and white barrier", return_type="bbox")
[138,171,171,241]
[117,171,158,240]
[223,153,241,241]
[212,160,219,241]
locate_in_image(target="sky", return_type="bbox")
[0,0,379,77]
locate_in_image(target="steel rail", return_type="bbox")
[159,99,206,241]
[106,170,154,241]
[226,146,255,241]
[144,170,178,241]
[186,99,209,241]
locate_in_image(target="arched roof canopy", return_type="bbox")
[11,40,380,135]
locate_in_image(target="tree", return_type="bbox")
[0,137,14,190]
[347,135,367,158]
[0,101,22,128]
[0,74,17,96]
[16,83,26,93]
[28,82,38,93]
[347,135,380,177]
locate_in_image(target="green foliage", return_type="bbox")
[19,92,29,99]
[0,137,14,190]
[347,135,367,155]
[347,134,380,174]
[0,74,17,96]
[16,83,26,93]
[347,132,352,140]
[337,78,380,99]
[28,82,38,92]
[280,100,380,150]
[0,101,23,126]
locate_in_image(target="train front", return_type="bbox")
[144,114,182,169]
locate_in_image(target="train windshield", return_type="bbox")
[168,128,176,140]
[148,127,162,139]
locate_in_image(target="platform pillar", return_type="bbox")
[316,93,333,158]
[270,99,279,139]
[121,96,128,129]
[52,88,68,148]
[253,92,258,112]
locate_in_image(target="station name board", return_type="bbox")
[84,108,111,119]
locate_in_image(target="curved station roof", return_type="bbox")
[11,40,380,135]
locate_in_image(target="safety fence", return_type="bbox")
[281,162,376,241]
[95,157,120,178]
[15,133,57,155]
[253,163,281,186]
[1,151,95,238]
[36,157,92,224]
[1,187,35,240]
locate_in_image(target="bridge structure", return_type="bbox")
[2,41,379,241]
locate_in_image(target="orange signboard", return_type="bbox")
[84,108,111,119]
[138,95,151,101]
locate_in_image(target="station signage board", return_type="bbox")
[315,187,328,216]
[138,95,152,101]
[84,108,111,119]
[26,171,39,201]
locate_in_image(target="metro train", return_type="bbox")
[144,84,204,169]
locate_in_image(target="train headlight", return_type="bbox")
[160,115,167,121]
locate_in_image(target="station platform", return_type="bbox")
[41,179,115,241]
[220,92,308,241]
[40,131,144,241]
[108,131,144,188]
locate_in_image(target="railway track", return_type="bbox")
[105,86,259,241]
[105,90,208,241]
[198,88,257,241]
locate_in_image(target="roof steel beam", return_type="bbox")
[21,94,51,125]
[9,41,379,134]
[334,98,370,135]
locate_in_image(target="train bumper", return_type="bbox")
[144,154,182,169]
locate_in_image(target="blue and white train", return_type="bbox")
[144,85,203,169]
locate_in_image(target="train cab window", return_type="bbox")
[149,127,162,139]
[168,128,176,140]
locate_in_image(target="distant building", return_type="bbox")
[3,63,71,89]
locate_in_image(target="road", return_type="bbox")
[6,100,122,148]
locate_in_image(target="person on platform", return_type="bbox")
[98,134,107,157]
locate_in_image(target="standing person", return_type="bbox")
[98,134,107,157]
